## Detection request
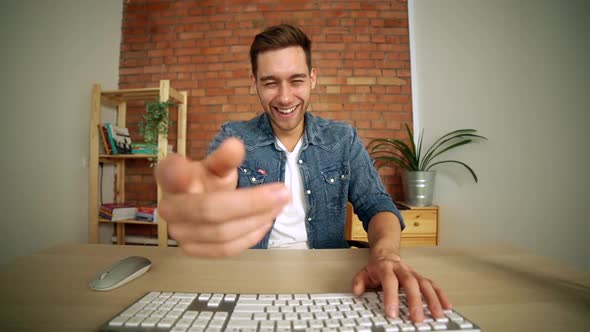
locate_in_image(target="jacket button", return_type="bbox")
[307,217,312,221]
[298,159,303,164]
[251,177,256,182]
[330,178,335,183]
[306,190,311,194]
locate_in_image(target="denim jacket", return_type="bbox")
[209,112,404,249]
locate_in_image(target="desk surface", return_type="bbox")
[0,244,588,331]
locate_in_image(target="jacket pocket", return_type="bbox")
[238,164,268,187]
[321,164,350,210]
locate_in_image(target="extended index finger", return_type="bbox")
[155,138,245,194]
[204,137,245,178]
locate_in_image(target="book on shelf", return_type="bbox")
[111,125,133,154]
[131,143,157,155]
[99,203,137,221]
[98,123,112,155]
[135,206,157,222]
[103,123,133,155]
[104,123,119,154]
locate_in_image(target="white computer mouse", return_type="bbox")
[89,256,152,291]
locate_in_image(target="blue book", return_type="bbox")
[104,123,118,154]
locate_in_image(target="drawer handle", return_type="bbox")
[413,221,420,227]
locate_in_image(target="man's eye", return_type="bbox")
[292,80,304,85]
[264,82,277,87]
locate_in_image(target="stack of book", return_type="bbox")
[99,203,138,221]
[131,143,158,155]
[135,206,157,222]
[98,123,133,155]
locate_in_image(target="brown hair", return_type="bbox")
[249,24,312,78]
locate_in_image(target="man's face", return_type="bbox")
[253,46,316,139]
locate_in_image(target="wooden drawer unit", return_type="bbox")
[345,203,439,247]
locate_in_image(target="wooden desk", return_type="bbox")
[0,244,588,331]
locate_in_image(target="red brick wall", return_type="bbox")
[120,0,413,206]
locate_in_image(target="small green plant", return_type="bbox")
[367,124,487,182]
[138,99,176,145]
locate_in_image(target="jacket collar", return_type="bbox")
[253,112,324,148]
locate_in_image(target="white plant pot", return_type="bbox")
[402,171,436,206]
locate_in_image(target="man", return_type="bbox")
[155,24,451,322]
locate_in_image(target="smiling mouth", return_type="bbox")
[273,105,298,115]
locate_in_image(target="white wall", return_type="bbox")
[0,1,122,264]
[410,0,589,270]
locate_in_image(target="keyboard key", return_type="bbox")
[239,294,257,300]
[260,294,277,300]
[207,299,221,307]
[277,320,291,329]
[224,294,237,302]
[108,315,127,326]
[140,316,160,327]
[237,299,273,306]
[399,323,416,331]
[230,312,252,320]
[430,322,448,330]
[459,321,474,329]
[260,320,275,329]
[208,320,225,328]
[269,312,283,320]
[445,312,464,322]
[356,317,373,327]
[124,316,143,327]
[157,317,177,328]
[253,313,268,320]
[415,322,432,331]
[284,312,298,320]
[293,320,307,329]
[329,312,344,319]
[226,319,258,329]
[234,305,265,313]
[183,311,200,320]
[310,293,355,300]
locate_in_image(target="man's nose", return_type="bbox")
[277,84,292,105]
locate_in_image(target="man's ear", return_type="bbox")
[250,74,257,94]
[310,68,317,89]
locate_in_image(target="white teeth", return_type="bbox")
[275,105,297,114]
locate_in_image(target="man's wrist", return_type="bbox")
[369,241,401,261]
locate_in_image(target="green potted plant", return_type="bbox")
[138,99,176,146]
[367,124,487,206]
[137,99,176,166]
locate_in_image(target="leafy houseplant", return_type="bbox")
[138,99,176,146]
[367,124,487,206]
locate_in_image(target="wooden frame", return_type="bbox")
[88,80,187,247]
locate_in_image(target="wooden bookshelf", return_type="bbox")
[89,80,187,247]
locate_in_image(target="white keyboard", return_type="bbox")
[97,291,481,332]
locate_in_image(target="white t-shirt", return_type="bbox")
[267,137,309,249]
